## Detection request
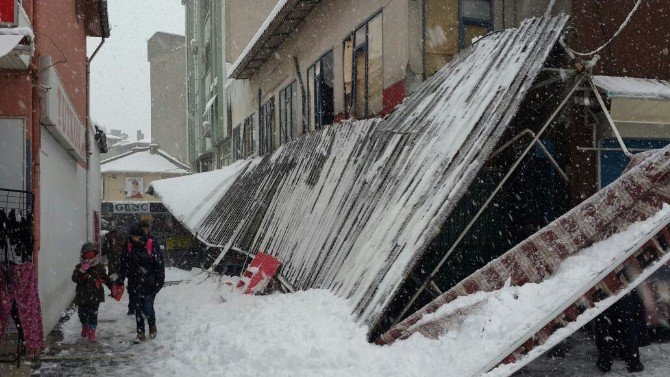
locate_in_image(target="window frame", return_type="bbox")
[307,49,335,131]
[279,80,297,143]
[342,10,383,120]
[458,0,493,50]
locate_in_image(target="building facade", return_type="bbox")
[148,32,189,165]
[184,0,277,172]
[0,0,109,335]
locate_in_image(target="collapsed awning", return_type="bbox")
[379,146,670,375]
[593,75,670,100]
[0,34,23,58]
[153,15,570,335]
[150,160,255,234]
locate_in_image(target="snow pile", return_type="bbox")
[52,202,670,377]
[150,159,254,232]
[101,149,189,174]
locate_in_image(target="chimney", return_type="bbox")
[137,130,145,141]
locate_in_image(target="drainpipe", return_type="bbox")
[30,0,41,266]
[86,37,105,242]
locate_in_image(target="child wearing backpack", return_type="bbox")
[72,242,122,342]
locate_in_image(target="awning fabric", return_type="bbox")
[0,34,23,58]
[593,75,670,100]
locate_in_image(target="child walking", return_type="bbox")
[72,242,118,342]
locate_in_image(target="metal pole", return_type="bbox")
[589,78,632,157]
[392,77,584,326]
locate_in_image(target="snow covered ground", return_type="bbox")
[35,267,670,377]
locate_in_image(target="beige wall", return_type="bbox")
[149,43,189,165]
[226,0,279,64]
[102,172,185,202]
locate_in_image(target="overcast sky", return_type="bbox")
[88,0,185,141]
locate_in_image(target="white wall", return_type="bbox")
[39,128,88,334]
[87,128,102,242]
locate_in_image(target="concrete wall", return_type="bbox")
[39,129,87,335]
[148,34,189,165]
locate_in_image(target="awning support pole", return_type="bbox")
[492,128,569,182]
[392,77,584,326]
[589,78,633,157]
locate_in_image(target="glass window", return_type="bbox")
[260,99,275,155]
[307,51,335,131]
[459,0,492,49]
[344,13,383,119]
[367,15,383,115]
[461,0,492,20]
[307,67,316,132]
[424,0,459,77]
[243,115,255,157]
[233,126,242,160]
[279,81,297,144]
[343,37,354,117]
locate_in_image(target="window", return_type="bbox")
[233,126,242,160]
[243,115,255,157]
[260,98,275,155]
[423,0,492,77]
[459,0,492,49]
[279,81,297,143]
[307,51,335,131]
[343,13,383,119]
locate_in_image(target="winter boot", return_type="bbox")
[626,360,644,373]
[81,325,89,338]
[596,357,612,373]
[149,325,157,339]
[133,332,146,344]
[87,328,97,342]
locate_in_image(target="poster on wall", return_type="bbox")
[125,177,144,199]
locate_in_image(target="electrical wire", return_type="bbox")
[567,0,643,57]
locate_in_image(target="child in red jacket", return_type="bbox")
[72,243,122,342]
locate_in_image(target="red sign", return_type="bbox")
[0,0,18,27]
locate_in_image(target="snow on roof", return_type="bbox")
[194,15,570,335]
[149,160,255,232]
[593,75,670,100]
[101,147,190,174]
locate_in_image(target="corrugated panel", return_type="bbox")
[198,15,570,331]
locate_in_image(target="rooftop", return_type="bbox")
[101,146,190,174]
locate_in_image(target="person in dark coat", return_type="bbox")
[72,243,117,342]
[102,226,124,278]
[594,290,646,373]
[118,225,165,343]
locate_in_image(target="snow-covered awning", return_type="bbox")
[0,34,23,58]
[203,95,217,117]
[229,0,319,79]
[101,146,190,174]
[178,15,571,336]
[149,160,255,234]
[593,75,670,100]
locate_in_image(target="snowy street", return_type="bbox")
[32,268,670,377]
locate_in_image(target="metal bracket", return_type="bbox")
[588,78,633,158]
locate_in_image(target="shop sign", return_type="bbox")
[109,202,150,214]
[40,56,86,162]
[0,0,18,27]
